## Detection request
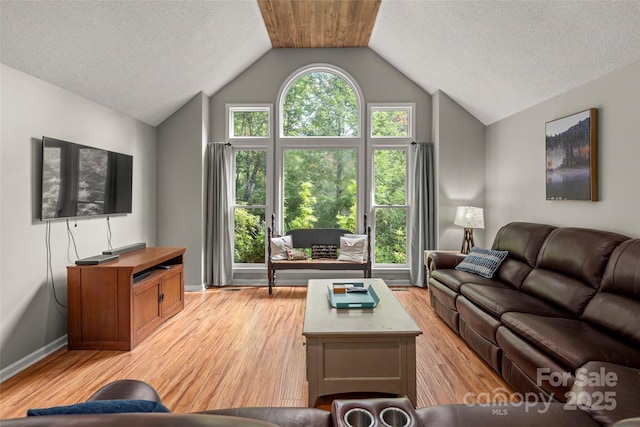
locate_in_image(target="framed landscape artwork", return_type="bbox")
[545,108,598,201]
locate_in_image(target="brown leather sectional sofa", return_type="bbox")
[428,223,640,417]
[2,377,640,426]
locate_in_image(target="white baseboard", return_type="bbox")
[185,282,206,292]
[0,335,68,383]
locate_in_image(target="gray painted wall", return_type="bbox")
[0,65,157,375]
[210,48,431,142]
[485,60,640,242]
[432,91,487,250]
[157,92,210,290]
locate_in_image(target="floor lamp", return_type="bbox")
[454,206,484,254]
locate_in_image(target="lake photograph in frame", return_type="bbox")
[545,109,598,201]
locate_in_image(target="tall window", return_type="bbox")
[278,65,363,234]
[233,150,267,263]
[369,103,415,266]
[228,104,272,265]
[372,149,408,264]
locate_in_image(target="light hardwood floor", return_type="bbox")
[0,286,511,419]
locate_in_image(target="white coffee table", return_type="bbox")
[302,278,422,407]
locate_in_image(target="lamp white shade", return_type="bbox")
[454,206,484,229]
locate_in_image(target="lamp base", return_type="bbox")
[460,228,475,254]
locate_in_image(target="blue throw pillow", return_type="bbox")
[27,399,170,416]
[455,247,508,278]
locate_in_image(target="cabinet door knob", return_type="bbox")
[159,293,165,302]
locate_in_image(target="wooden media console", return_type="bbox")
[67,246,186,350]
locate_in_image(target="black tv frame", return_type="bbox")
[40,136,133,221]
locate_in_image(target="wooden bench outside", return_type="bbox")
[267,214,372,294]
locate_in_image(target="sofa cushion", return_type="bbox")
[429,280,459,311]
[486,222,557,289]
[491,222,557,267]
[600,239,640,297]
[455,247,508,278]
[583,292,640,344]
[491,257,534,290]
[458,317,502,370]
[519,228,629,316]
[430,286,460,332]
[501,313,640,370]
[497,327,574,399]
[430,269,508,293]
[534,227,629,289]
[583,239,640,343]
[520,269,597,316]
[456,296,502,344]
[460,284,573,319]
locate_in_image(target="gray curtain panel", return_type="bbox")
[205,142,233,287]
[409,142,436,286]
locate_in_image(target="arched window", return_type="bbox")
[280,66,361,138]
[276,65,364,233]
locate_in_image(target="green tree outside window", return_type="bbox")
[282,71,358,137]
[233,110,269,138]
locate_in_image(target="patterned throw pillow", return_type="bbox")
[455,247,508,278]
[311,244,337,259]
[287,248,307,260]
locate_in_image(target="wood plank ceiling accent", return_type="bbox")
[258,0,382,48]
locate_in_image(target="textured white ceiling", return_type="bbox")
[0,0,272,126]
[369,0,640,124]
[1,1,639,126]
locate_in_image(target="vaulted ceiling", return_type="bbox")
[1,1,639,127]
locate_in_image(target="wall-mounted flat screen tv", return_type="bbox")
[41,136,133,220]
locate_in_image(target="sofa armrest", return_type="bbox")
[200,407,331,427]
[567,362,640,427]
[87,379,163,404]
[415,402,601,427]
[612,418,640,427]
[428,252,466,271]
[1,413,282,426]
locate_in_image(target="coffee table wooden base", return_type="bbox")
[305,335,417,407]
[303,279,421,407]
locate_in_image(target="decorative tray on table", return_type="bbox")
[327,282,380,309]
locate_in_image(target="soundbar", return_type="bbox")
[103,242,146,256]
[133,269,152,283]
[75,254,119,265]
